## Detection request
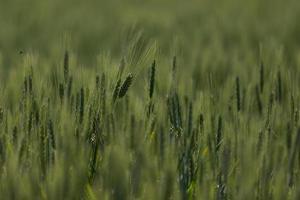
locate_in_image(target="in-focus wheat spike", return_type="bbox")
[28,75,33,94]
[236,77,241,112]
[112,59,125,103]
[216,115,222,152]
[89,138,99,183]
[264,92,275,130]
[12,126,18,144]
[23,77,28,96]
[40,125,46,176]
[171,56,177,92]
[295,108,299,125]
[33,99,40,125]
[288,128,300,186]
[48,119,55,164]
[59,83,64,103]
[75,92,80,113]
[28,111,33,135]
[266,92,274,124]
[286,123,292,152]
[187,102,193,137]
[149,60,156,99]
[100,73,106,118]
[255,85,263,115]
[260,61,264,93]
[257,130,264,154]
[167,96,175,127]
[67,76,73,99]
[118,73,133,98]
[290,94,295,122]
[172,92,182,130]
[112,79,121,104]
[95,75,100,88]
[172,56,176,73]
[79,87,85,124]
[48,119,55,150]
[64,51,69,83]
[277,71,282,103]
[222,142,231,183]
[199,113,204,133]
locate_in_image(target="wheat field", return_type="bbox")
[0,0,300,199]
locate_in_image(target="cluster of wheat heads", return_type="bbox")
[0,48,299,200]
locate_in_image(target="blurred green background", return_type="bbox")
[1,0,300,67]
